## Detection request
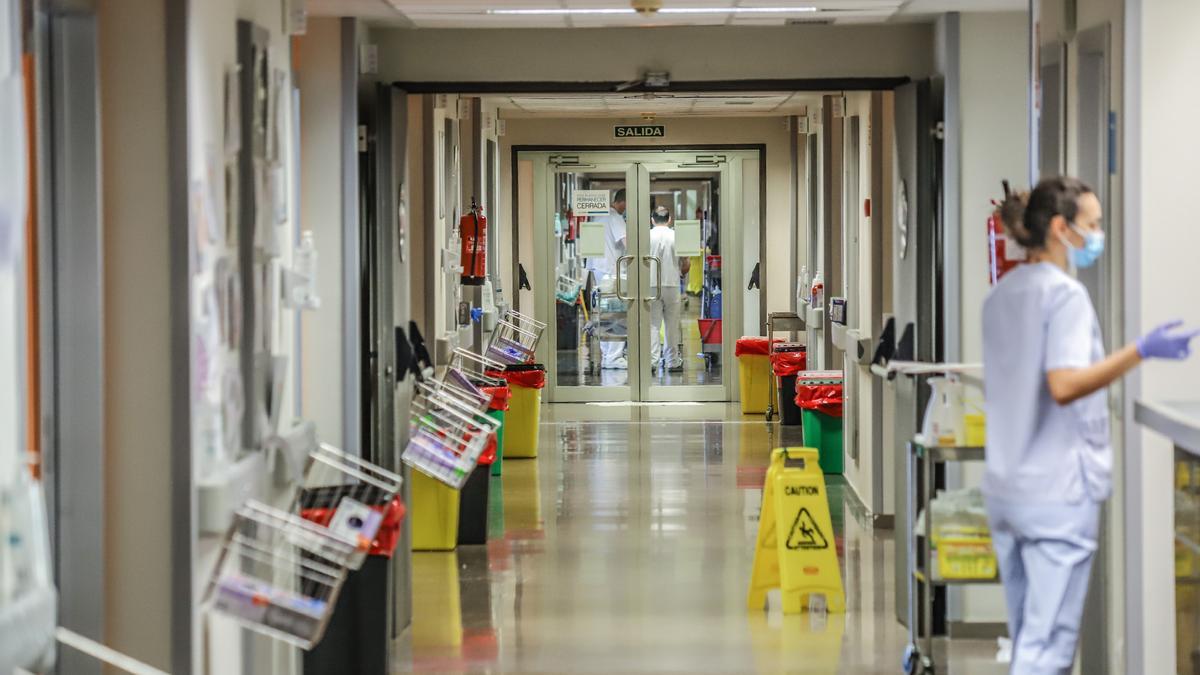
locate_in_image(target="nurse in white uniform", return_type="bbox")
[983,176,1200,674]
[586,189,629,369]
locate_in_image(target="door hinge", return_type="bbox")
[931,122,946,140]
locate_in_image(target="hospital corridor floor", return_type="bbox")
[394,404,1005,674]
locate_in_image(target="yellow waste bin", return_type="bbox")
[736,337,774,414]
[491,364,546,459]
[411,470,460,551]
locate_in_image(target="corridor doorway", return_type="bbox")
[518,149,761,403]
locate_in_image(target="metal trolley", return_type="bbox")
[889,361,990,675]
[584,273,629,376]
[904,436,994,675]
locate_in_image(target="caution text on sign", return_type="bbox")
[748,447,845,614]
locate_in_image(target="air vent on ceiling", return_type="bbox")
[787,18,834,25]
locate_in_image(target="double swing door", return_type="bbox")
[529,150,751,403]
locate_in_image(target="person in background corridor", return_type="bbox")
[983,176,1200,674]
[648,206,690,373]
[587,189,629,369]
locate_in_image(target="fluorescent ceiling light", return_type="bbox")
[660,6,819,13]
[488,8,636,14]
[489,7,819,15]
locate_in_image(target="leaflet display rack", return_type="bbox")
[292,443,405,570]
[486,309,546,365]
[203,501,358,649]
[402,381,499,489]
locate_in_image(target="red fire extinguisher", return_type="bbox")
[460,198,487,286]
[987,181,1026,285]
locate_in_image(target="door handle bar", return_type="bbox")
[615,255,635,301]
[643,256,662,301]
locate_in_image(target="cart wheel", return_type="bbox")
[765,408,775,422]
[902,645,919,675]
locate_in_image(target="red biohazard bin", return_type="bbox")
[771,346,808,426]
[794,371,844,474]
[480,384,511,477]
[302,496,406,674]
[736,337,776,414]
[486,364,545,459]
[458,433,498,546]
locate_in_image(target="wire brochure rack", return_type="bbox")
[402,380,500,489]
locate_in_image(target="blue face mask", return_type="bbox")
[1061,224,1106,269]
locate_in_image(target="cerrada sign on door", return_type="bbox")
[615,125,665,139]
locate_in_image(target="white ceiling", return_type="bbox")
[308,0,1025,28]
[492,91,823,117]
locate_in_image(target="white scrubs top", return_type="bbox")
[587,207,627,276]
[981,262,1111,504]
[648,225,681,287]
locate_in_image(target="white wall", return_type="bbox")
[841,91,879,515]
[959,13,1030,365]
[373,24,935,84]
[188,1,301,672]
[295,19,347,450]
[97,0,176,667]
[937,8,1031,629]
[1127,1,1200,671]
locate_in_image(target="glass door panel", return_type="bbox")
[528,150,746,403]
[637,162,730,402]
[545,160,640,402]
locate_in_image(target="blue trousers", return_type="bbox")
[985,497,1100,675]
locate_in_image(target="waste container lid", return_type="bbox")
[772,342,806,353]
[735,336,776,356]
[500,363,545,372]
[798,369,843,380]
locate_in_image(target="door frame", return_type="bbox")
[516,146,762,403]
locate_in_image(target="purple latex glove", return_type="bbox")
[1137,320,1200,360]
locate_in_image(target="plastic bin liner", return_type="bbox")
[486,364,546,389]
[795,383,844,417]
[735,336,775,357]
[300,496,407,558]
[771,350,808,377]
[477,433,498,466]
[480,385,511,411]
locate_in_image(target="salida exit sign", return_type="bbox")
[614,124,666,139]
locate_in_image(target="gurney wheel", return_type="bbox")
[902,645,934,675]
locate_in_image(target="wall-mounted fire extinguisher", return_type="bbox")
[988,180,1026,285]
[460,198,487,286]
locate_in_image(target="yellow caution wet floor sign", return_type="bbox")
[748,447,845,614]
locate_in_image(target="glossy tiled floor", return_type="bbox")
[397,404,1006,674]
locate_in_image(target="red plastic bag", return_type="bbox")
[300,496,408,558]
[795,383,844,417]
[480,385,511,411]
[735,336,775,357]
[477,433,498,466]
[368,497,408,558]
[772,350,808,377]
[486,365,546,389]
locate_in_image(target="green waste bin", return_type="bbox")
[801,409,844,475]
[795,371,844,475]
[487,409,505,476]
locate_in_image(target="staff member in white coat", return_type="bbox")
[648,207,691,372]
[983,176,1199,673]
[586,189,628,369]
